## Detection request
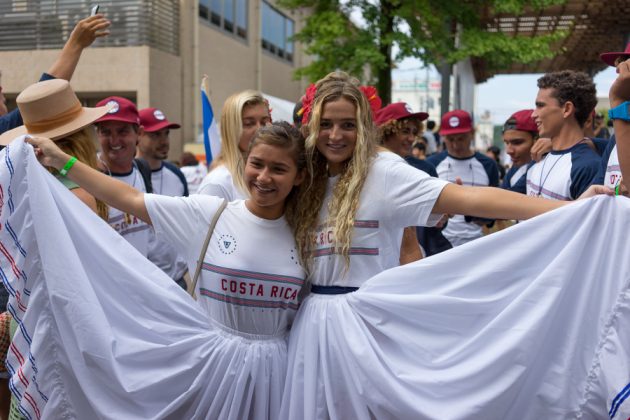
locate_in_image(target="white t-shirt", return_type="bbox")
[604,144,621,189]
[151,164,186,197]
[108,167,153,257]
[180,163,208,194]
[310,152,448,288]
[197,165,247,200]
[145,195,305,336]
[147,164,188,280]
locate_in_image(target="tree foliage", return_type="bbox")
[278,0,568,103]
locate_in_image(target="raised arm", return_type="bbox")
[47,15,111,80]
[26,136,151,224]
[610,59,630,185]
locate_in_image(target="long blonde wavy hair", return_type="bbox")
[53,127,108,221]
[291,72,377,272]
[214,90,268,197]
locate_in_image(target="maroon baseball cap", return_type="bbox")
[95,96,140,125]
[374,102,429,126]
[439,110,473,135]
[503,109,537,134]
[139,108,180,132]
[600,43,630,67]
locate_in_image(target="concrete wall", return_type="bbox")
[0,0,310,160]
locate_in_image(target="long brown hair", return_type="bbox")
[292,72,377,271]
[248,121,305,225]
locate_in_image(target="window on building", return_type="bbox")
[200,0,247,39]
[261,1,293,62]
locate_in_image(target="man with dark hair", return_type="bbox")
[137,108,189,289]
[502,109,538,194]
[526,70,600,200]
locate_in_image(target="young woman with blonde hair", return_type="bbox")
[198,89,271,199]
[280,71,612,419]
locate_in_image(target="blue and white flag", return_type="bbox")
[201,76,221,167]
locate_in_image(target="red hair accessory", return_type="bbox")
[299,84,317,125]
[359,85,382,117]
[299,83,382,125]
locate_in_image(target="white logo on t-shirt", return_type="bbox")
[449,116,460,127]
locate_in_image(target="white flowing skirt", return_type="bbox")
[0,138,288,419]
[282,195,630,419]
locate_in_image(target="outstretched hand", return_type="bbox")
[578,184,615,200]
[68,14,111,49]
[25,136,70,170]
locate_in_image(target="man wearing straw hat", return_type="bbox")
[0,14,111,135]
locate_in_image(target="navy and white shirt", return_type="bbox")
[592,137,620,189]
[404,156,438,177]
[501,163,534,195]
[526,142,600,200]
[427,151,499,245]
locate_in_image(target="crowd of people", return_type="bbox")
[0,12,630,420]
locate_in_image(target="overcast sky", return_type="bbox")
[392,58,618,125]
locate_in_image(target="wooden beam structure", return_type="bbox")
[473,0,630,82]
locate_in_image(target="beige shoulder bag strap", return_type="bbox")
[189,199,228,299]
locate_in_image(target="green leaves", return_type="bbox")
[279,0,568,97]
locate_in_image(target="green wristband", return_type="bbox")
[59,156,77,176]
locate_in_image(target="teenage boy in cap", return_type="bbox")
[137,108,189,288]
[375,103,446,261]
[427,109,499,247]
[526,70,600,200]
[501,109,538,194]
[94,96,154,257]
[375,102,437,176]
[375,103,451,257]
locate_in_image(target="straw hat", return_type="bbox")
[0,79,112,146]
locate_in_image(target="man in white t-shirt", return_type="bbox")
[138,107,189,288]
[94,96,153,257]
[427,110,499,247]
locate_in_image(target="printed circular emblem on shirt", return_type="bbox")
[449,116,460,127]
[106,100,120,114]
[153,109,166,121]
[218,234,236,254]
[404,103,413,113]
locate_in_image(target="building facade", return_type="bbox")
[0,0,310,158]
